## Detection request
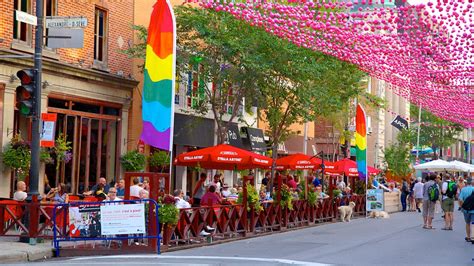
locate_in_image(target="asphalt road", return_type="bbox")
[27,207,474,265]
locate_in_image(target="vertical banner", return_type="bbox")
[355,104,367,180]
[140,0,176,151]
[40,113,57,147]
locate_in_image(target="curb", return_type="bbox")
[0,243,53,263]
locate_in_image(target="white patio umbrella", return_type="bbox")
[450,160,474,172]
[413,159,460,172]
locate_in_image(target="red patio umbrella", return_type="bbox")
[325,158,380,176]
[275,153,321,170]
[174,144,272,170]
[310,157,337,172]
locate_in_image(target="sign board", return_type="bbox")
[227,124,243,148]
[16,10,37,26]
[41,113,57,147]
[366,189,384,211]
[243,127,267,152]
[46,17,87,28]
[46,28,84,49]
[68,206,101,238]
[100,204,146,235]
[390,115,409,131]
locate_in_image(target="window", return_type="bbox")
[94,8,107,63]
[13,0,32,43]
[186,65,205,108]
[44,0,58,48]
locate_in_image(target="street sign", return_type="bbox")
[16,10,37,26]
[46,28,84,48]
[46,17,87,29]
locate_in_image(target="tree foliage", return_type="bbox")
[397,104,464,159]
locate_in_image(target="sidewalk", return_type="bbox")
[0,237,53,263]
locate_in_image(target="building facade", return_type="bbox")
[0,0,138,197]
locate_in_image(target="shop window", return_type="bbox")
[13,0,32,43]
[44,0,58,48]
[72,102,101,114]
[94,8,108,63]
[48,98,68,109]
[186,64,206,109]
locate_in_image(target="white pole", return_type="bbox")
[468,127,472,164]
[415,104,422,162]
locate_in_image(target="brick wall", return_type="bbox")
[0,0,133,77]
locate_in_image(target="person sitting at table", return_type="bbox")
[174,189,191,209]
[221,184,231,198]
[83,177,110,196]
[46,183,69,203]
[106,187,122,202]
[315,186,329,202]
[115,178,125,198]
[13,181,28,201]
[139,189,149,199]
[287,175,298,190]
[130,177,143,199]
[200,185,221,206]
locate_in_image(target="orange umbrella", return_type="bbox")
[174,144,272,170]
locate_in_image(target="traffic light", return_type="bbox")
[16,69,36,117]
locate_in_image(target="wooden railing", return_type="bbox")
[163,195,366,249]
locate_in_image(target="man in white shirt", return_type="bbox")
[174,189,191,209]
[13,181,27,201]
[106,187,122,202]
[130,177,143,198]
[413,177,424,213]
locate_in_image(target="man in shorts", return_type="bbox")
[413,177,424,213]
[441,174,455,230]
[459,177,474,242]
[422,174,437,229]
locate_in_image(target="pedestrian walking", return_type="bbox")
[413,177,424,213]
[409,177,417,211]
[441,174,457,230]
[400,179,410,212]
[422,174,439,229]
[458,177,474,243]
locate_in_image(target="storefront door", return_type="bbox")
[46,96,121,194]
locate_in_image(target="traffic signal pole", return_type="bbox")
[30,0,44,197]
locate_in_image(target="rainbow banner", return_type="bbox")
[355,104,367,180]
[140,0,176,151]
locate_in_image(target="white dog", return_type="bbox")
[338,202,356,222]
[369,211,390,219]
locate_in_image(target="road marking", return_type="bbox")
[69,254,328,265]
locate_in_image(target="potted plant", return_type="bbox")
[2,135,31,180]
[158,194,179,244]
[237,183,263,213]
[148,150,170,173]
[120,150,146,172]
[279,184,293,210]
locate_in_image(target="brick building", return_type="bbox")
[0,0,138,197]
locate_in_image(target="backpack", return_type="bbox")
[445,181,457,198]
[428,183,439,202]
[461,191,474,211]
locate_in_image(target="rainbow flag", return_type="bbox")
[140,0,176,151]
[356,104,367,180]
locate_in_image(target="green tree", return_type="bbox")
[398,104,464,159]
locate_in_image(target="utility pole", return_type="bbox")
[415,104,422,163]
[30,0,44,198]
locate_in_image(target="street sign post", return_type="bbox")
[16,10,37,26]
[45,17,87,28]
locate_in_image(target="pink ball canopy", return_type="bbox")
[193,0,473,127]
